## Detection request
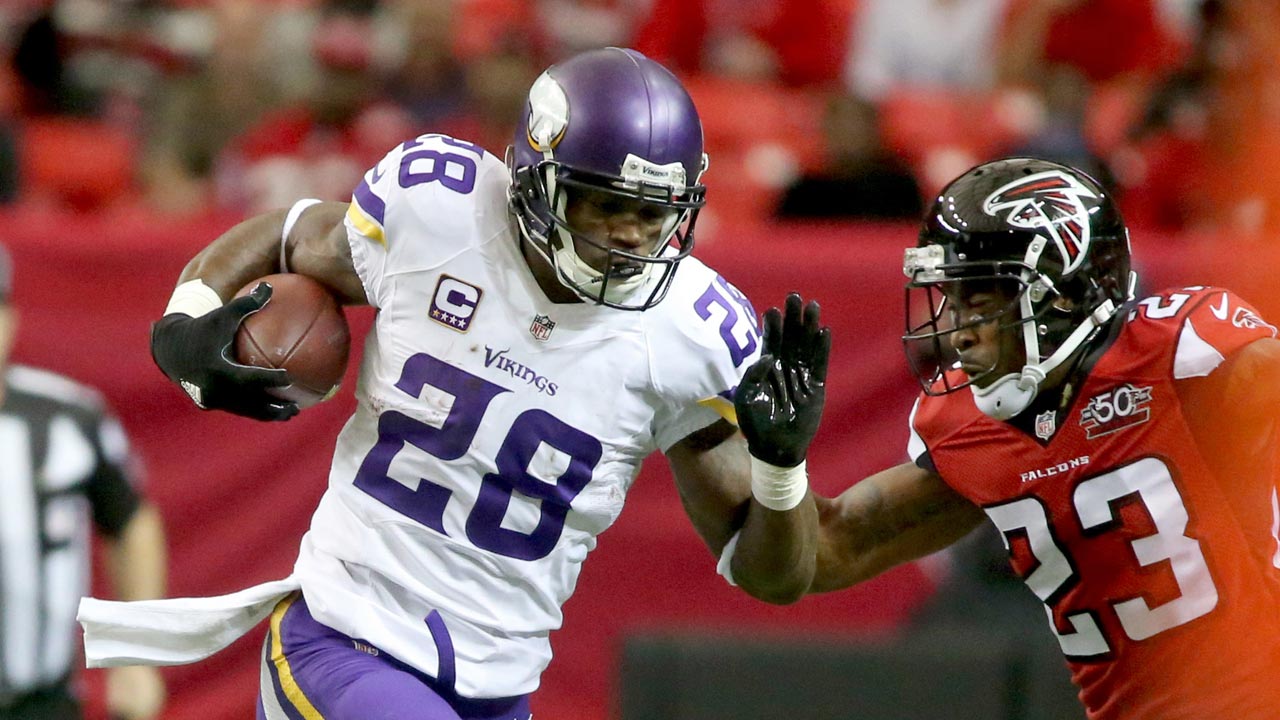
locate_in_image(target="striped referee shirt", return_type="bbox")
[0,365,141,699]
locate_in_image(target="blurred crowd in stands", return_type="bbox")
[0,0,1277,236]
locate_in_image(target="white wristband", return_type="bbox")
[749,456,808,512]
[280,198,323,272]
[163,279,223,318]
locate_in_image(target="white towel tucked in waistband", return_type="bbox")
[77,576,299,668]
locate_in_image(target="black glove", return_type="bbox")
[150,282,299,421]
[734,292,830,467]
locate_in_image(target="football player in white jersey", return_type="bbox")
[130,47,828,720]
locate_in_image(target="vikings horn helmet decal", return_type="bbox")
[525,72,569,152]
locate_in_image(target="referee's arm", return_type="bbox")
[102,502,167,602]
[99,503,168,720]
[88,416,169,720]
[86,413,168,604]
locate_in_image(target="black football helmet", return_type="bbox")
[508,47,708,311]
[902,157,1135,419]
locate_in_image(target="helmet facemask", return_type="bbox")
[505,48,709,312]
[509,154,705,311]
[904,261,1038,397]
[904,237,1129,420]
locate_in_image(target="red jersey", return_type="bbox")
[909,286,1280,720]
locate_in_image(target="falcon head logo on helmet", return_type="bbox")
[982,170,1099,275]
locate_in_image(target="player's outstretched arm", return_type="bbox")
[809,462,985,592]
[150,201,363,421]
[731,293,830,600]
[667,294,828,604]
[668,421,818,604]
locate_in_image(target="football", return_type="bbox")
[233,273,351,409]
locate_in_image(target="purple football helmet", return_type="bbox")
[508,47,708,311]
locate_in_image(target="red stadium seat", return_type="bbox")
[879,89,995,161]
[1085,80,1148,156]
[684,76,825,222]
[687,76,823,162]
[18,117,137,212]
[878,87,1046,197]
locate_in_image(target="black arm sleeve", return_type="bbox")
[84,416,143,538]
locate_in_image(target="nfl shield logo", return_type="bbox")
[530,314,555,341]
[1035,410,1056,440]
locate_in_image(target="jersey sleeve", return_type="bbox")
[905,396,939,471]
[86,411,143,538]
[651,269,763,452]
[343,134,506,309]
[1174,288,1278,379]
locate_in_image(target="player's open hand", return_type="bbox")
[150,282,299,422]
[735,293,830,467]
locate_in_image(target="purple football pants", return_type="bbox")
[256,592,532,720]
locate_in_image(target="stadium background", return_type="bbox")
[1,0,1278,718]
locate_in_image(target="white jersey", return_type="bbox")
[292,134,761,698]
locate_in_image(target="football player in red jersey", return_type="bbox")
[790,157,1280,718]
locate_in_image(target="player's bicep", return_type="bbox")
[1222,337,1280,407]
[1181,336,1280,416]
[1181,336,1280,464]
[812,461,983,592]
[666,420,752,555]
[285,201,368,306]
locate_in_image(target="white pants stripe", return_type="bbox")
[259,634,291,720]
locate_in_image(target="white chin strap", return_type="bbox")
[546,162,687,304]
[971,367,1043,421]
[552,238,655,302]
[511,195,656,305]
[547,177,662,302]
[971,299,1117,420]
